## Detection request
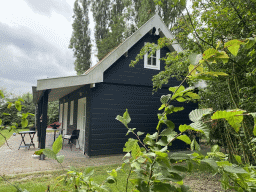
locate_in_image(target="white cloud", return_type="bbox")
[0,77,33,96]
[0,0,78,96]
[0,0,98,96]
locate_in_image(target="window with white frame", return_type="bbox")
[70,100,74,125]
[144,43,160,70]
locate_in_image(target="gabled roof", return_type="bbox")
[33,13,183,103]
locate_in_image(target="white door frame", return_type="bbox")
[77,97,86,152]
[59,103,63,130]
[63,102,68,135]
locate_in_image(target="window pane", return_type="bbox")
[153,51,156,57]
[148,56,151,65]
[152,58,156,66]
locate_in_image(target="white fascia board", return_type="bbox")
[37,71,103,91]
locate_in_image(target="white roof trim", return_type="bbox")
[36,14,182,91]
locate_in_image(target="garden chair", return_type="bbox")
[62,130,80,151]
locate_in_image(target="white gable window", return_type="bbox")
[70,100,74,125]
[144,43,160,70]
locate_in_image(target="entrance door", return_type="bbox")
[63,102,68,135]
[77,97,86,152]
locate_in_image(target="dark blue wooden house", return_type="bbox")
[33,13,197,156]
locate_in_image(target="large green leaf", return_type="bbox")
[189,108,213,122]
[224,39,244,56]
[156,154,171,168]
[227,115,243,132]
[201,159,218,172]
[123,138,141,159]
[169,85,185,93]
[190,138,201,151]
[123,138,137,152]
[52,135,63,154]
[190,71,229,81]
[43,149,57,160]
[156,137,168,146]
[15,101,22,111]
[108,169,117,178]
[244,37,256,49]
[21,118,28,128]
[211,145,220,153]
[177,135,191,144]
[190,121,210,139]
[184,92,200,100]
[160,127,175,136]
[56,155,64,163]
[116,109,131,128]
[137,131,144,136]
[189,53,202,65]
[223,165,247,174]
[203,48,218,60]
[163,120,175,129]
[160,128,177,143]
[160,94,171,104]
[179,124,195,132]
[211,110,245,132]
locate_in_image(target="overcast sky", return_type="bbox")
[0,0,96,97]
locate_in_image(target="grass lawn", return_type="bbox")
[0,164,133,192]
[0,129,29,147]
[0,162,224,192]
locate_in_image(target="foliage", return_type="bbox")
[47,101,59,125]
[91,0,186,61]
[124,28,256,191]
[0,92,35,129]
[69,0,91,75]
[42,135,64,164]
[0,91,34,191]
[57,166,110,192]
[130,0,256,164]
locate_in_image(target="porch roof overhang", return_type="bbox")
[33,13,183,104]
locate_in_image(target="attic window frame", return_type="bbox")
[144,42,160,70]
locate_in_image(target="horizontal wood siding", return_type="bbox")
[59,85,92,155]
[103,33,178,88]
[89,83,197,156]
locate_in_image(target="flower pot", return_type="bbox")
[39,154,45,160]
[32,154,40,159]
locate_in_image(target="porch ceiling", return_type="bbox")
[33,85,83,103]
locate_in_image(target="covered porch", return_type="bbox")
[32,85,84,151]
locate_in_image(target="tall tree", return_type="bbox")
[69,0,91,75]
[91,0,186,61]
[95,0,126,60]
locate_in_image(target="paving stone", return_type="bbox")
[0,132,123,175]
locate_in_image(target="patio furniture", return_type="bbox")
[47,122,61,142]
[18,131,36,150]
[62,130,80,151]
